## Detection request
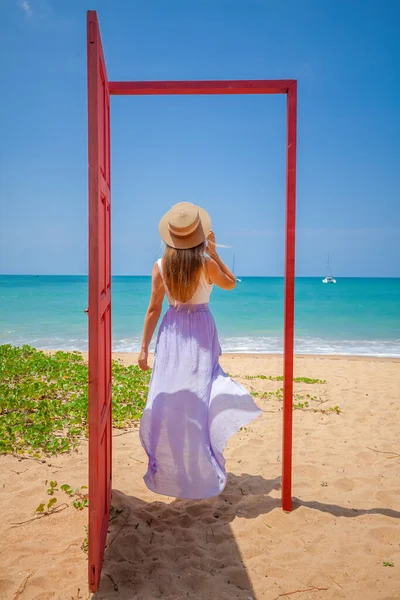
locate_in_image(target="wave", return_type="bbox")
[2,335,399,358]
[218,336,400,357]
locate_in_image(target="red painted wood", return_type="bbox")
[109,79,294,96]
[87,10,112,592]
[282,81,297,512]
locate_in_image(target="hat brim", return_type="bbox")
[159,206,212,249]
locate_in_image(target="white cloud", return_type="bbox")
[18,0,32,15]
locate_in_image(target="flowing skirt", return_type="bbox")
[139,304,262,499]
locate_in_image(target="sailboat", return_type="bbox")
[233,254,241,283]
[322,254,336,283]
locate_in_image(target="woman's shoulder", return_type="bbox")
[152,259,164,278]
[155,258,163,272]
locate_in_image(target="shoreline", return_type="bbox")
[42,349,400,363]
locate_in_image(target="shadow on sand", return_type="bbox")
[293,497,400,519]
[93,473,281,600]
[93,475,400,599]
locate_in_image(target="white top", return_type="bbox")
[157,258,213,305]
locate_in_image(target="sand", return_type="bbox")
[1,353,399,600]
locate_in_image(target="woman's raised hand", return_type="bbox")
[206,230,218,259]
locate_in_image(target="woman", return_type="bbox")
[138,202,262,499]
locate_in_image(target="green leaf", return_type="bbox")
[47,497,57,510]
[36,503,45,513]
[383,561,394,567]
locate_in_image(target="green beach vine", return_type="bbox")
[0,344,338,458]
[0,344,150,456]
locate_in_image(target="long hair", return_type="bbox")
[163,242,206,303]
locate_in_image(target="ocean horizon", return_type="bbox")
[1,275,399,357]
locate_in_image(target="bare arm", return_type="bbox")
[205,231,236,290]
[138,262,165,371]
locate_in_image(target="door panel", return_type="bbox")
[87,10,112,593]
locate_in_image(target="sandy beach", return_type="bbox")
[1,353,399,600]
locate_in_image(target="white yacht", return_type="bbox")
[322,254,336,283]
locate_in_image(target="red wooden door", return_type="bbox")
[87,10,112,593]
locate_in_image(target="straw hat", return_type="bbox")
[159,202,212,249]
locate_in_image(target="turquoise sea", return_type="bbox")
[0,275,399,356]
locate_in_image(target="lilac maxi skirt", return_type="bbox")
[139,304,262,499]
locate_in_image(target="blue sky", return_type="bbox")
[0,0,399,277]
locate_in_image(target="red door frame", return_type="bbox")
[87,9,297,593]
[108,80,297,511]
[108,77,297,515]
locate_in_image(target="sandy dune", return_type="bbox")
[1,354,399,599]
